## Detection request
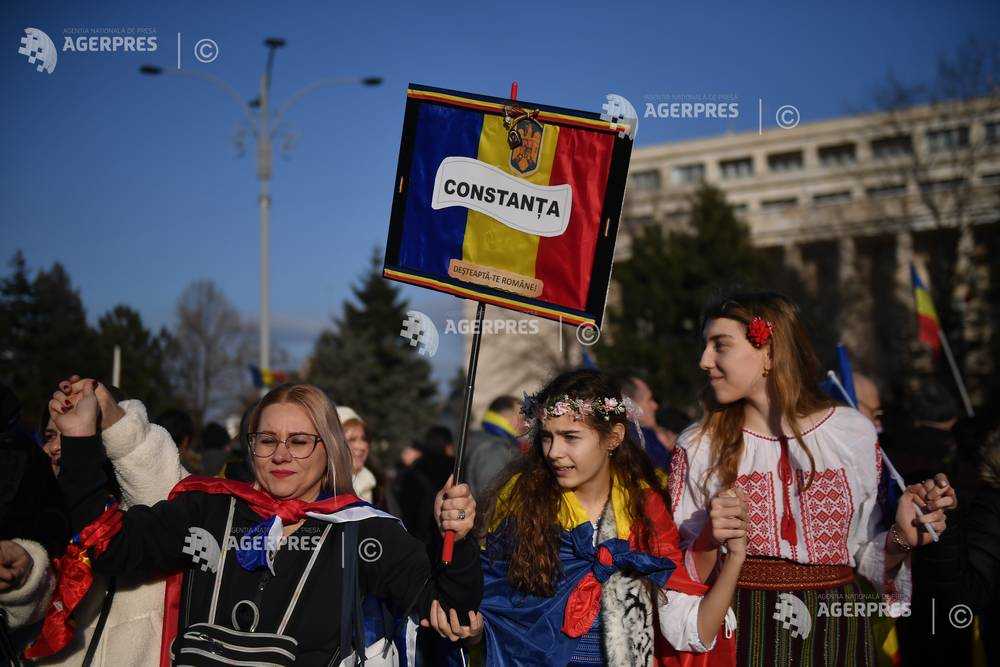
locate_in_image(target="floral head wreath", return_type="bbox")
[520,392,645,447]
[746,315,774,348]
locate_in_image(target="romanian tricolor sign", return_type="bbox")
[384,84,636,327]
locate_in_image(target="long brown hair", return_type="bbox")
[698,292,834,495]
[244,383,354,496]
[482,369,668,597]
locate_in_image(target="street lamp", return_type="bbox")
[141,41,381,390]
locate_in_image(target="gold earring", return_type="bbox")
[762,369,769,377]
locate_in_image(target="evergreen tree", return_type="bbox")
[0,252,101,417]
[308,249,437,459]
[0,252,179,426]
[96,305,175,415]
[597,185,827,412]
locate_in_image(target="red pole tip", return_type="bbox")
[441,530,456,564]
[510,81,518,102]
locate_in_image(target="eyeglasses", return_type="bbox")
[248,432,323,459]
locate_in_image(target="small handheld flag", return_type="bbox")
[911,263,942,355]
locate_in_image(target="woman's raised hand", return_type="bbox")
[435,475,476,541]
[50,375,99,437]
[57,375,125,430]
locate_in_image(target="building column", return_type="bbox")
[838,236,863,354]
[894,230,914,315]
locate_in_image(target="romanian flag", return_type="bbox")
[385,85,632,327]
[911,263,942,354]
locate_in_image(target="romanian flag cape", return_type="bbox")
[385,85,631,327]
[477,479,734,666]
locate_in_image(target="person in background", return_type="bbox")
[890,383,961,485]
[198,422,230,477]
[466,395,524,497]
[620,375,673,472]
[31,376,188,666]
[154,408,198,474]
[395,426,455,544]
[0,384,68,654]
[915,424,1000,664]
[853,373,884,435]
[338,406,378,504]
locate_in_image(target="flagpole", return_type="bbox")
[937,329,975,418]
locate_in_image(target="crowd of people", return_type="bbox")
[1,290,997,666]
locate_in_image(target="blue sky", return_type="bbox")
[3,1,997,389]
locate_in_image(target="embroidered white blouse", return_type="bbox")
[670,406,911,609]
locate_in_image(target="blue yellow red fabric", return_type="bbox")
[478,477,716,666]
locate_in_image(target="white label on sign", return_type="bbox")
[431,157,573,237]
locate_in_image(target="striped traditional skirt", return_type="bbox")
[734,558,878,667]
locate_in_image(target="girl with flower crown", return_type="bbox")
[670,291,957,665]
[438,368,744,666]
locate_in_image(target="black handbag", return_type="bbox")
[170,499,334,667]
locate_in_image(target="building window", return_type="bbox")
[767,150,804,173]
[986,122,1000,145]
[665,209,689,223]
[731,203,749,216]
[813,191,852,206]
[629,169,661,192]
[818,143,857,167]
[761,197,797,212]
[919,178,966,193]
[670,163,705,185]
[719,157,753,179]
[866,183,907,199]
[871,135,913,159]
[981,172,1000,186]
[926,126,970,152]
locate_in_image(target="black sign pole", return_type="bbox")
[441,300,487,564]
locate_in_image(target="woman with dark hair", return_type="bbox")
[34,379,482,666]
[671,291,956,665]
[449,368,744,666]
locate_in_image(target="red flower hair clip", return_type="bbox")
[747,316,774,348]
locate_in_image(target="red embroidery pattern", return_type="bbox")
[669,447,688,515]
[797,468,854,564]
[736,471,780,557]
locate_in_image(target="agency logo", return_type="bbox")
[773,592,812,639]
[183,527,221,573]
[400,310,440,358]
[18,27,58,74]
[601,93,638,139]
